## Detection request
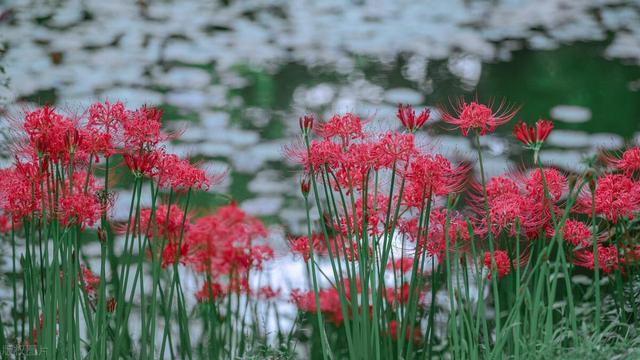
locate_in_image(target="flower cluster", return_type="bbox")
[289,99,640,345]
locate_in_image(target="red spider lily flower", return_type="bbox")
[80,265,101,296]
[121,105,165,149]
[605,147,640,176]
[402,154,469,208]
[291,288,344,325]
[470,174,549,239]
[334,194,389,238]
[547,219,594,249]
[388,320,422,344]
[23,106,77,161]
[87,101,126,132]
[122,149,162,178]
[574,245,622,274]
[58,192,101,229]
[161,242,190,268]
[156,152,210,191]
[119,205,190,256]
[484,250,511,280]
[257,286,280,300]
[300,175,311,195]
[372,132,417,169]
[184,204,270,280]
[302,139,342,171]
[576,173,640,223]
[0,165,42,220]
[523,167,567,202]
[418,209,471,261]
[289,234,324,261]
[195,281,224,303]
[441,99,519,136]
[299,114,315,135]
[0,214,12,233]
[513,119,553,149]
[396,104,430,133]
[316,113,365,145]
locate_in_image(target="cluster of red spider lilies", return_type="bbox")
[0,98,638,359]
[286,101,640,359]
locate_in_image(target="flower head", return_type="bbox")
[606,147,640,176]
[574,245,622,274]
[441,99,519,136]
[484,250,511,279]
[396,104,430,133]
[316,113,364,145]
[576,173,640,223]
[513,119,553,149]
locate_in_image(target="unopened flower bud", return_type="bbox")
[97,226,107,243]
[299,115,315,135]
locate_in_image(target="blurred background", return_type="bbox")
[0,0,639,235]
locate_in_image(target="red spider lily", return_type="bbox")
[291,288,344,325]
[155,152,211,191]
[396,104,430,133]
[576,173,640,223]
[522,167,567,202]
[289,234,325,261]
[402,154,469,208]
[87,101,127,132]
[574,245,623,274]
[126,204,190,243]
[121,105,165,148]
[546,219,595,249]
[23,106,77,160]
[184,204,271,280]
[333,193,389,238]
[419,209,471,261]
[484,250,511,280]
[604,147,640,177]
[513,119,553,149]
[256,286,280,300]
[195,281,224,303]
[372,132,417,169]
[80,265,101,296]
[0,166,41,220]
[58,192,101,229]
[300,175,311,195]
[388,320,422,344]
[316,113,365,145]
[470,173,552,239]
[122,149,162,178]
[0,214,11,233]
[160,242,190,268]
[299,114,315,134]
[441,99,519,136]
[332,142,377,192]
